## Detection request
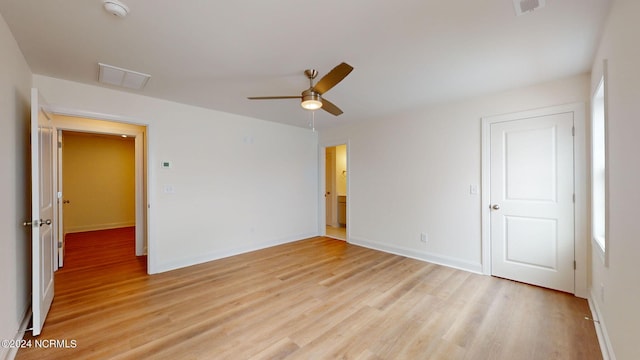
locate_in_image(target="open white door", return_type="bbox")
[29,88,55,336]
[57,130,65,268]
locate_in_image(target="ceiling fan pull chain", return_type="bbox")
[310,110,315,132]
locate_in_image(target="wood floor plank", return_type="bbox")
[16,228,603,360]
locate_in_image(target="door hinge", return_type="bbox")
[573,260,577,270]
[58,141,62,149]
[572,126,575,136]
[58,242,62,249]
[573,193,575,203]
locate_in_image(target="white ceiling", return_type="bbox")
[0,0,611,130]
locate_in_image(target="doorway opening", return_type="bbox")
[60,130,140,270]
[325,144,347,240]
[52,114,147,271]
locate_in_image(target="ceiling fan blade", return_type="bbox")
[247,96,301,100]
[313,62,353,95]
[321,98,343,116]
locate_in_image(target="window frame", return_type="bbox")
[591,60,609,267]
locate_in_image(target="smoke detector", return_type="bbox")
[513,0,546,16]
[103,0,129,17]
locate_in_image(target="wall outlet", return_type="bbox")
[420,233,428,243]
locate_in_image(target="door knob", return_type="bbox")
[491,204,501,210]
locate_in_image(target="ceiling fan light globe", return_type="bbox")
[301,99,322,110]
[301,91,323,110]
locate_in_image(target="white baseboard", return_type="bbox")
[153,232,317,274]
[3,307,31,360]
[65,222,135,234]
[588,289,616,360]
[348,236,483,274]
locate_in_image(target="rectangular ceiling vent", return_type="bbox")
[98,63,151,90]
[513,0,546,16]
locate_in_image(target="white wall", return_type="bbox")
[33,75,319,274]
[0,13,32,360]
[589,1,640,359]
[320,74,590,273]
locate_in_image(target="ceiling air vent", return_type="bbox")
[513,0,546,16]
[98,63,151,90]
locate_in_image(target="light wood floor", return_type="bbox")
[325,225,346,240]
[17,228,602,360]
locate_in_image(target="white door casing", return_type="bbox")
[50,114,147,256]
[490,111,574,293]
[319,139,350,240]
[30,89,56,336]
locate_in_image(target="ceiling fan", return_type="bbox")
[248,62,353,116]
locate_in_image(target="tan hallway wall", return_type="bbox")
[335,144,347,196]
[62,131,135,233]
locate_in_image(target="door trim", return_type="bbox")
[481,103,588,297]
[318,139,350,241]
[44,105,153,273]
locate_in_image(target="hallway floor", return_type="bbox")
[326,225,346,240]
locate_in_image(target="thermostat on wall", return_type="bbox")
[161,161,172,169]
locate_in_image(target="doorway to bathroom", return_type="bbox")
[325,144,347,240]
